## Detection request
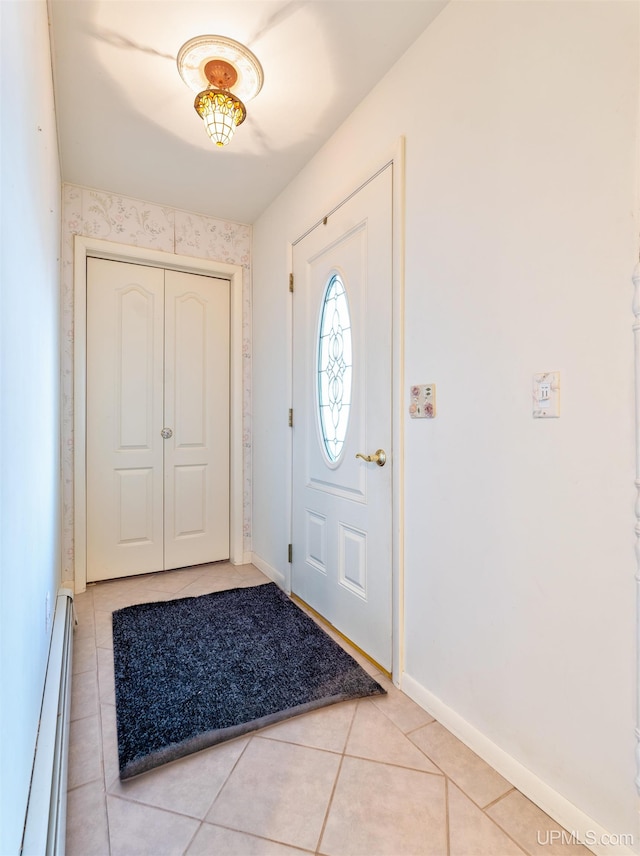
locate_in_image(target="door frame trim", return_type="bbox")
[288,138,406,683]
[73,235,245,593]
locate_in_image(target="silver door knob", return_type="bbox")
[161,428,173,439]
[355,449,386,467]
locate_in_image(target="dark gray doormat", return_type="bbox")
[112,582,386,779]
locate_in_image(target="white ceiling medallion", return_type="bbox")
[177,35,263,148]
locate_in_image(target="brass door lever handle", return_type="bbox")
[355,449,386,467]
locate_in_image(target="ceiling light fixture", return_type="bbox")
[177,35,263,148]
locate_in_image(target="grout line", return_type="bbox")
[314,753,345,855]
[404,718,437,737]
[196,820,315,854]
[65,775,104,794]
[106,791,209,823]
[480,795,530,855]
[341,752,446,777]
[444,776,451,856]
[257,734,346,756]
[315,699,358,853]
[403,739,450,782]
[484,817,530,855]
[199,734,254,820]
[483,786,517,811]
[253,732,347,759]
[69,710,101,726]
[108,784,210,822]
[447,778,529,856]
[342,697,359,754]
[182,820,203,854]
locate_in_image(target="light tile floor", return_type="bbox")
[66,563,590,856]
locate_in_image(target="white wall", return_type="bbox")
[0,1,62,852]
[253,0,639,846]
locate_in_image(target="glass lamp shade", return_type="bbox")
[194,89,247,147]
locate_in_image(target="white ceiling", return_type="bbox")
[49,1,446,224]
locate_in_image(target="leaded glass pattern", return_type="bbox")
[317,274,353,462]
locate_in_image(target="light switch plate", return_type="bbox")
[533,371,560,418]
[410,384,436,418]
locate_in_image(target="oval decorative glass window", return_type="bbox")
[317,273,353,462]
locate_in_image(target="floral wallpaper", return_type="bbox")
[61,184,252,586]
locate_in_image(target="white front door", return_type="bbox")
[86,258,229,582]
[292,167,393,671]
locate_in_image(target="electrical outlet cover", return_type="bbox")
[410,384,436,418]
[533,371,560,418]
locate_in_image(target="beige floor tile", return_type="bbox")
[114,587,174,609]
[206,736,340,851]
[187,823,312,855]
[357,659,386,678]
[107,590,175,622]
[100,701,121,790]
[487,791,592,855]
[410,721,512,807]
[94,608,114,649]
[70,668,99,722]
[72,633,97,675]
[96,645,115,704]
[134,567,213,594]
[319,755,447,856]
[370,675,435,733]
[234,571,272,587]
[448,782,526,855]
[72,604,96,641]
[65,780,110,856]
[176,573,246,598]
[261,700,357,753]
[90,577,141,598]
[109,736,250,819]
[347,648,385,674]
[68,714,103,789]
[72,590,95,623]
[191,561,235,574]
[89,592,136,615]
[236,575,273,587]
[346,700,442,773]
[235,563,270,579]
[91,580,148,613]
[106,795,200,856]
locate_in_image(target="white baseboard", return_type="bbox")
[231,551,253,566]
[250,552,288,590]
[401,673,636,856]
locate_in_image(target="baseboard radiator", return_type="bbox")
[22,588,75,856]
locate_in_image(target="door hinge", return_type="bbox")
[288,543,293,563]
[288,408,293,427]
[289,272,294,293]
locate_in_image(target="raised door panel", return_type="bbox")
[86,258,165,580]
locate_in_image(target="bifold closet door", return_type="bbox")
[86,258,230,582]
[163,269,229,569]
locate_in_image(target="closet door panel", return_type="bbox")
[86,258,165,581]
[163,270,230,568]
